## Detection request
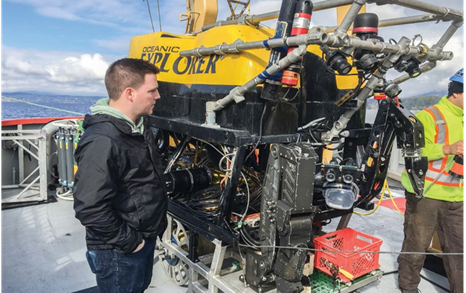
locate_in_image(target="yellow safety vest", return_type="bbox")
[401,96,463,202]
[423,105,462,187]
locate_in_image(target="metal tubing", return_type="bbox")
[1,134,42,139]
[24,139,39,151]
[322,13,440,32]
[393,61,437,84]
[200,0,354,31]
[18,166,39,186]
[411,20,462,67]
[334,0,367,38]
[322,34,453,61]
[38,130,48,201]
[181,30,451,61]
[180,30,326,57]
[433,20,463,52]
[378,0,463,22]
[57,128,67,186]
[209,239,227,276]
[323,36,412,142]
[247,11,277,24]
[2,127,48,203]
[11,139,40,161]
[2,130,46,135]
[15,176,40,199]
[212,45,307,111]
[378,14,438,27]
[18,125,24,183]
[65,129,74,187]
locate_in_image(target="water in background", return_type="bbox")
[2,94,383,122]
[2,94,413,123]
[2,94,104,120]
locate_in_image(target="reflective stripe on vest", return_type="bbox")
[424,106,461,187]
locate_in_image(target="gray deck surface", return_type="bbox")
[2,183,450,293]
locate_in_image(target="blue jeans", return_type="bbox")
[85,238,156,293]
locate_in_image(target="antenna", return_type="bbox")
[156,0,163,31]
[144,0,155,33]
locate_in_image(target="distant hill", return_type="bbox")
[405,90,446,98]
[3,91,59,96]
[2,92,106,104]
[2,91,107,99]
[398,95,442,110]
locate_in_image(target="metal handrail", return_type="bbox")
[1,127,48,203]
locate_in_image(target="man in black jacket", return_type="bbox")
[73,58,167,293]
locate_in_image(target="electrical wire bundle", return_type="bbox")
[231,168,262,215]
[186,186,224,221]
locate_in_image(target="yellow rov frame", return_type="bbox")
[128,3,360,90]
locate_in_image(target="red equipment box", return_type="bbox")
[313,228,383,283]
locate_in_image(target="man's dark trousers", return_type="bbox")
[85,238,156,293]
[398,191,463,293]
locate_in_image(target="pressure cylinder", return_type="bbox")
[56,128,68,187]
[352,13,380,71]
[64,129,74,187]
[65,129,76,187]
[261,0,299,101]
[282,0,314,87]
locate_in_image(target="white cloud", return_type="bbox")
[46,54,108,83]
[1,46,121,95]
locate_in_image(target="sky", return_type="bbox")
[1,0,464,97]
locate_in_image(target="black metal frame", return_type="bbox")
[152,115,307,258]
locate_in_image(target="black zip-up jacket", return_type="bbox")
[73,114,167,253]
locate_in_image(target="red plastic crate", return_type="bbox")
[313,228,383,283]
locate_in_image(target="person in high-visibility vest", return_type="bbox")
[398,68,463,293]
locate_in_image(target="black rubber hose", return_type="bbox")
[241,225,260,246]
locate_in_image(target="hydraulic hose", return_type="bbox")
[353,180,386,216]
[354,180,404,217]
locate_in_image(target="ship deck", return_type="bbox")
[2,181,450,293]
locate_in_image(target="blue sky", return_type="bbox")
[1,0,464,97]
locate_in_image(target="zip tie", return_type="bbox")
[263,40,271,50]
[257,70,272,80]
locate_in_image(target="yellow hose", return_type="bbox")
[386,181,404,217]
[353,181,386,216]
[354,180,405,217]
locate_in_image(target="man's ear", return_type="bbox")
[123,87,134,102]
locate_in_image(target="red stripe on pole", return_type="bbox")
[295,13,311,19]
[291,27,308,35]
[352,27,378,33]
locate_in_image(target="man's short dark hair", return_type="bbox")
[105,58,160,100]
[448,81,464,97]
